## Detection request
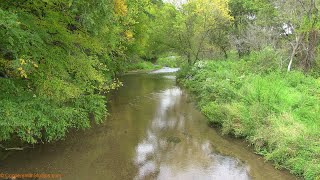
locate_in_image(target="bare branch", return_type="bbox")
[0,144,30,151]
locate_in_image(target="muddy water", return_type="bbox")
[0,70,297,180]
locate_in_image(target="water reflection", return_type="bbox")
[134,87,251,180]
[150,67,180,74]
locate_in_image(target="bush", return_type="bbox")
[0,4,120,144]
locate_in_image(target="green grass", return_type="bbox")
[126,55,184,72]
[177,48,320,180]
[156,56,183,68]
[126,61,161,71]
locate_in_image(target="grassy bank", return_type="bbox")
[125,56,182,72]
[177,49,320,179]
[156,56,183,68]
[125,61,161,72]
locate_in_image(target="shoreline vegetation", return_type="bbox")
[125,56,182,73]
[0,0,180,147]
[177,49,320,180]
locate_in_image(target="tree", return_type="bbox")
[277,0,320,71]
[170,0,233,64]
[228,0,279,57]
[0,0,159,145]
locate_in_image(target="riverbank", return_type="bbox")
[125,56,182,73]
[177,54,320,179]
[0,70,297,180]
[126,61,162,72]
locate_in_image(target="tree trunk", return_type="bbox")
[187,54,192,65]
[221,47,228,59]
[302,0,319,70]
[302,30,319,71]
[288,35,302,71]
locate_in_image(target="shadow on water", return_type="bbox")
[0,69,297,180]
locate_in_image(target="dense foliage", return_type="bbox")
[0,0,171,144]
[162,0,320,72]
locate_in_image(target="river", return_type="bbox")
[0,69,297,180]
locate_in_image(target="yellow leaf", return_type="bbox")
[114,0,128,16]
[20,58,26,65]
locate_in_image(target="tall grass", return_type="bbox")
[178,48,320,179]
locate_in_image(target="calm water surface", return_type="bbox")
[0,69,297,180]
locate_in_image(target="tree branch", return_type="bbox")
[0,144,30,151]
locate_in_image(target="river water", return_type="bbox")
[0,69,297,180]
